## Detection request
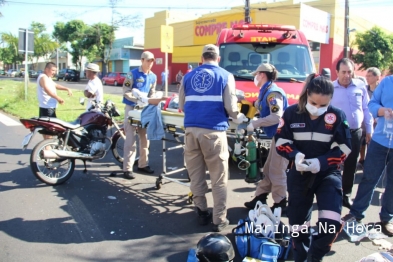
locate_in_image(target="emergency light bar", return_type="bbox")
[232,24,296,31]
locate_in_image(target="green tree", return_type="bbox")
[53,20,94,69]
[29,22,58,69]
[88,22,115,76]
[0,32,23,67]
[352,26,393,72]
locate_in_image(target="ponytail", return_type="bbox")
[297,73,334,114]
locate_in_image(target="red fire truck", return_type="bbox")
[217,24,316,105]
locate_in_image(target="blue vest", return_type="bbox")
[122,68,157,106]
[258,82,288,138]
[183,64,230,131]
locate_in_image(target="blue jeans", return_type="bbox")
[350,139,393,222]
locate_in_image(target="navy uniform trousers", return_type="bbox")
[287,168,343,262]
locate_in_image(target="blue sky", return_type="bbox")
[1,0,392,40]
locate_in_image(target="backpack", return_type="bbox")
[233,218,282,261]
[232,202,291,261]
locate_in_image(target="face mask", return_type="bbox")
[306,103,328,116]
[254,76,259,87]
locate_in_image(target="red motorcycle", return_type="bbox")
[20,100,125,185]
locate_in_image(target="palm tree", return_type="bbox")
[0,32,23,68]
[33,33,58,68]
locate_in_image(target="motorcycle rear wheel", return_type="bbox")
[111,129,139,166]
[112,131,125,164]
[30,139,75,185]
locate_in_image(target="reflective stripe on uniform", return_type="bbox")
[318,210,341,222]
[330,141,351,156]
[185,95,223,102]
[276,138,293,146]
[338,144,351,156]
[293,132,333,143]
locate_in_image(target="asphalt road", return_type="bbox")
[0,77,392,261]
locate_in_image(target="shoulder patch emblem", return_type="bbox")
[271,105,280,113]
[278,118,284,128]
[324,113,337,125]
[124,80,131,87]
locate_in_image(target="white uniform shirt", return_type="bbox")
[85,77,104,110]
[37,74,57,108]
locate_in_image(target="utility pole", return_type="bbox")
[343,0,349,58]
[245,0,251,24]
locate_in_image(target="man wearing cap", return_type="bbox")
[121,51,167,179]
[243,63,289,214]
[179,44,246,232]
[84,63,104,110]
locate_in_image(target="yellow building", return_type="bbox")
[145,0,390,83]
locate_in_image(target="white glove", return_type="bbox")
[232,113,247,124]
[132,89,149,106]
[304,158,320,174]
[247,122,255,132]
[295,153,308,172]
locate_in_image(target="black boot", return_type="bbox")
[197,207,212,226]
[244,193,268,209]
[271,198,287,216]
[307,254,323,262]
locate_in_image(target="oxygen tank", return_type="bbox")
[245,134,258,183]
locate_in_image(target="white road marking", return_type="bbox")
[0,113,22,126]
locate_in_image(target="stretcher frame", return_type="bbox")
[127,109,191,196]
[127,109,272,194]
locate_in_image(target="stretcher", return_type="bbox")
[127,108,272,194]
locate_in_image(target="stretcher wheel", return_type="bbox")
[156,178,162,190]
[187,192,193,204]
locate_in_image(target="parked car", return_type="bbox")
[6,69,17,77]
[102,72,127,86]
[22,70,38,78]
[56,68,80,81]
[16,69,26,77]
[0,69,5,75]
[34,70,43,78]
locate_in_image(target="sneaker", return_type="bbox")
[123,171,135,179]
[197,207,212,226]
[212,219,230,232]
[381,221,393,236]
[244,193,268,209]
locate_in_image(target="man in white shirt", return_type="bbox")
[84,63,104,110]
[37,62,73,139]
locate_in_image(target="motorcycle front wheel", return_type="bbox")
[30,139,75,185]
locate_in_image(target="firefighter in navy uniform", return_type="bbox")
[243,63,289,212]
[274,74,352,262]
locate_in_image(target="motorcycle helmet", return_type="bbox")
[196,233,235,262]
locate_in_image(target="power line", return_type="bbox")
[6,0,233,9]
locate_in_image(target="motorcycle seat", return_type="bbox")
[38,117,81,129]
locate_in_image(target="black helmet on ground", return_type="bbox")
[196,233,235,262]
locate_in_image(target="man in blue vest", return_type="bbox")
[121,51,166,179]
[179,44,245,232]
[244,64,289,214]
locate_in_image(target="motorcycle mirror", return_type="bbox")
[79,97,85,105]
